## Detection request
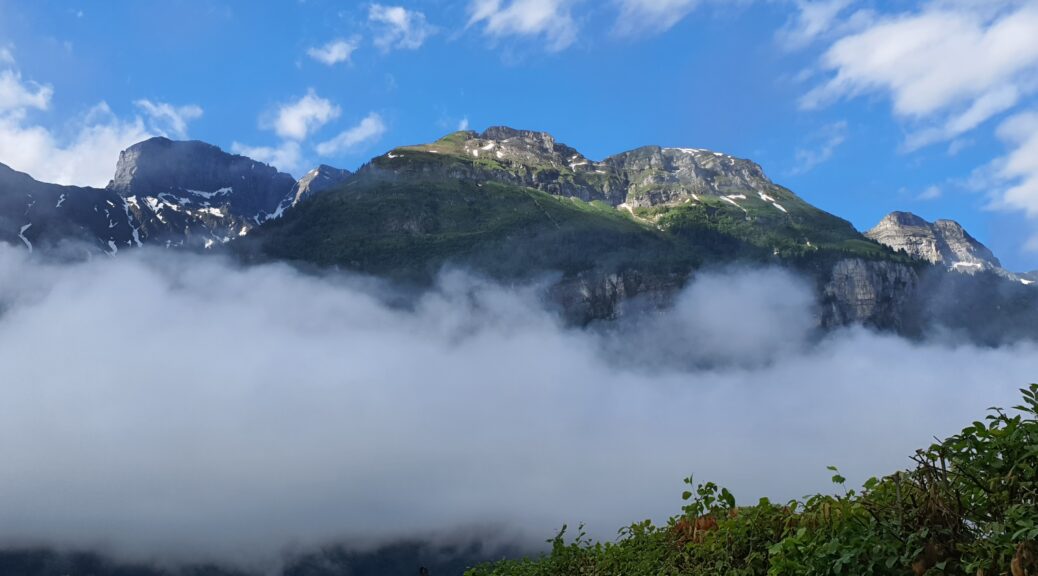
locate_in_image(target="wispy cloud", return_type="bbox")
[468,0,579,51]
[369,5,435,51]
[917,185,942,201]
[307,37,360,65]
[316,112,386,156]
[134,100,203,139]
[613,0,701,36]
[791,120,847,174]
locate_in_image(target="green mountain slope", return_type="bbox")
[248,127,901,284]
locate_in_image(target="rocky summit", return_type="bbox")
[110,137,297,247]
[291,164,352,206]
[865,211,1029,283]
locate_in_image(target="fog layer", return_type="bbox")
[0,247,1034,567]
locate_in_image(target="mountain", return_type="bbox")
[110,137,297,247]
[248,127,914,325]
[246,127,1038,341]
[255,127,888,271]
[2,127,1036,343]
[0,138,310,253]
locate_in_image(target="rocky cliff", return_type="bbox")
[866,212,1001,271]
[109,137,297,247]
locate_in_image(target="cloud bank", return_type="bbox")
[0,247,1035,570]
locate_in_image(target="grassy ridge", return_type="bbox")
[467,384,1038,576]
[252,175,905,285]
[253,178,697,282]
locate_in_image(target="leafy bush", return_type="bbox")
[467,384,1038,576]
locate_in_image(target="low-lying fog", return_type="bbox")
[0,246,1034,569]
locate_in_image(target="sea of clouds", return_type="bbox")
[0,245,1034,570]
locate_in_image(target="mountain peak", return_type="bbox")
[107,137,294,210]
[292,164,352,205]
[866,211,1001,271]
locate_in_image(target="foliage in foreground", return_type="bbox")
[467,384,1038,576]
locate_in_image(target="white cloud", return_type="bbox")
[0,56,201,186]
[918,185,943,201]
[992,109,1038,217]
[0,69,53,113]
[133,99,204,139]
[369,5,435,51]
[315,113,386,156]
[269,89,341,141]
[902,83,1022,151]
[307,38,359,65]
[0,102,154,187]
[791,120,847,174]
[468,0,579,51]
[458,116,470,131]
[0,46,14,65]
[802,2,1038,138]
[230,140,303,174]
[614,0,701,35]
[0,254,1034,567]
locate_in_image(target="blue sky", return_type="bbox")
[1,0,1037,270]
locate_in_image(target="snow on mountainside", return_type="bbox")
[0,137,347,253]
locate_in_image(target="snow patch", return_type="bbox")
[56,194,66,208]
[758,192,775,202]
[18,224,32,253]
[185,187,233,200]
[772,202,788,213]
[106,240,118,255]
[197,207,225,218]
[1022,279,1035,286]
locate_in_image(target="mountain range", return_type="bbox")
[1,126,1035,343]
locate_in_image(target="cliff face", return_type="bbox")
[821,259,919,330]
[866,212,1001,272]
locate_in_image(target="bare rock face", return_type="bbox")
[292,165,352,206]
[865,212,1001,273]
[605,146,771,208]
[822,258,918,329]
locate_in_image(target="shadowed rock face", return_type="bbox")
[109,138,297,246]
[0,162,137,255]
[866,211,1001,272]
[109,137,295,217]
[0,137,301,252]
